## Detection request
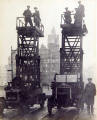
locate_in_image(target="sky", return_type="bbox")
[0,0,97,80]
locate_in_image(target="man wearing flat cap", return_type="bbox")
[78,1,85,17]
[84,78,96,115]
[33,7,41,27]
[74,1,85,26]
[23,5,33,27]
[64,7,71,24]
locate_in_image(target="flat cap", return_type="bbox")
[27,5,30,8]
[78,0,81,3]
[34,7,38,10]
[65,7,68,9]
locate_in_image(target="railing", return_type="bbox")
[61,13,74,25]
[16,17,44,33]
[61,14,65,25]
[61,13,84,26]
[16,17,25,27]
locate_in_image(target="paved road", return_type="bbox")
[1,102,48,120]
[0,102,97,120]
[0,87,97,120]
[42,107,79,120]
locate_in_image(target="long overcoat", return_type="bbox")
[84,83,96,105]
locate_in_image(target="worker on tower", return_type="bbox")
[64,7,72,24]
[74,1,85,26]
[33,7,41,28]
[74,8,79,25]
[78,0,85,18]
[84,78,96,115]
[23,5,33,27]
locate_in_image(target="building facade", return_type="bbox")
[0,65,8,86]
[40,28,60,85]
[6,48,17,84]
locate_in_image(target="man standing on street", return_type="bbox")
[23,5,33,27]
[84,78,96,115]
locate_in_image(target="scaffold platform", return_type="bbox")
[16,17,44,37]
[60,24,84,36]
[60,14,87,36]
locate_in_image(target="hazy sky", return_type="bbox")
[0,0,96,79]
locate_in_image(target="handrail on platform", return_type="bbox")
[61,13,75,25]
[61,13,84,27]
[16,17,44,33]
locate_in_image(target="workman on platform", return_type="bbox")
[33,7,41,27]
[74,1,85,26]
[74,8,79,25]
[64,7,72,24]
[78,1,85,18]
[84,78,96,115]
[23,5,33,27]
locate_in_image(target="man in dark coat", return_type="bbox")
[74,1,85,26]
[33,7,41,27]
[23,5,33,27]
[77,1,85,18]
[84,78,96,115]
[64,7,72,24]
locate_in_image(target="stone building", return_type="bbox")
[40,28,60,85]
[47,28,60,84]
[0,65,8,86]
[6,49,17,83]
[40,44,49,84]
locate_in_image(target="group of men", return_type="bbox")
[23,1,84,27]
[23,5,41,27]
[64,1,85,26]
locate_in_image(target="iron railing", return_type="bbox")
[61,13,84,26]
[16,17,44,33]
